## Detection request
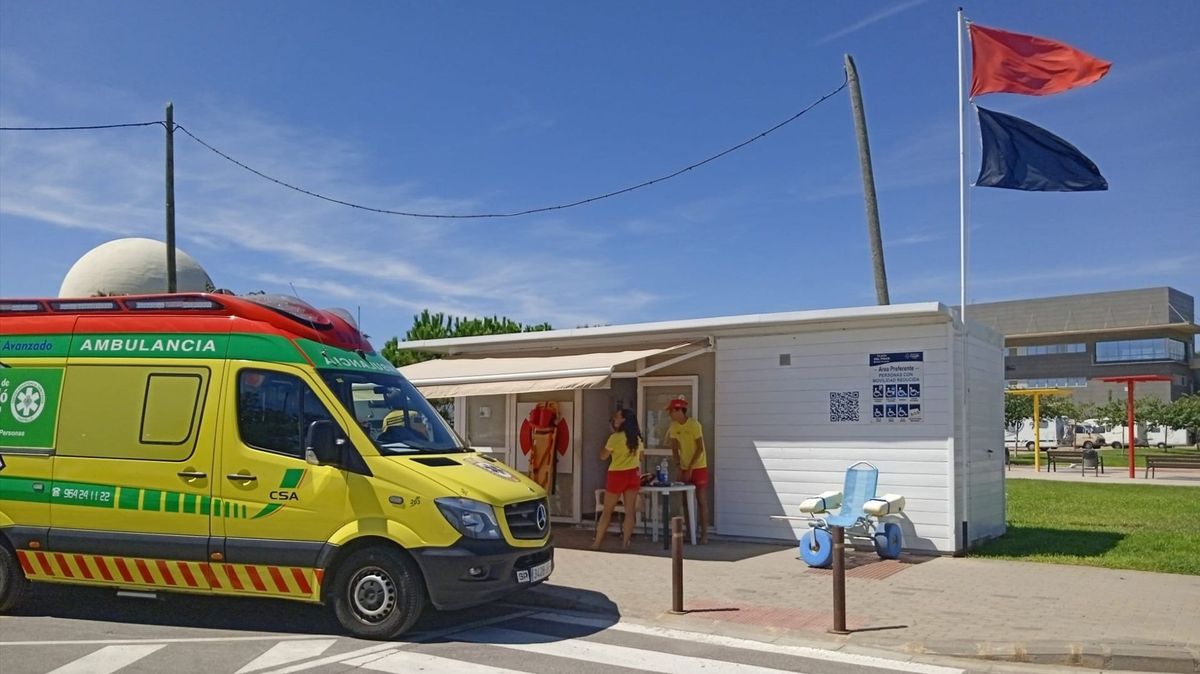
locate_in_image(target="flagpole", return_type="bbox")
[956,6,971,553]
[957,7,968,318]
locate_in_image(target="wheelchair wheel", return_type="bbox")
[873,522,903,560]
[800,528,833,568]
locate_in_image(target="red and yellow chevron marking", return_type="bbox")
[16,550,323,600]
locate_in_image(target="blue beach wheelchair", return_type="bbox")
[772,461,907,568]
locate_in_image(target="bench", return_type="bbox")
[1145,455,1200,478]
[1047,450,1103,476]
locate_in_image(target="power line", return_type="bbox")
[0,72,848,219]
[0,121,165,131]
[177,73,849,219]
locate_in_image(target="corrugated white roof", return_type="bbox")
[400,302,952,354]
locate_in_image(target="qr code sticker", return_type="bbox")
[829,391,860,423]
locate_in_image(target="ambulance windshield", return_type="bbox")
[320,370,468,454]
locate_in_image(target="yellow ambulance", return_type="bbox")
[0,293,553,639]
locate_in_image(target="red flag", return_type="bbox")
[970,23,1111,97]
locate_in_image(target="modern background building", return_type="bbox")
[968,287,1198,405]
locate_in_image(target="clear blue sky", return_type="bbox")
[2,1,1196,342]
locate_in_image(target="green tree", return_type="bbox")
[1093,399,1127,427]
[382,310,553,368]
[1040,395,1083,422]
[1004,393,1033,431]
[1135,395,1171,433]
[1165,394,1200,448]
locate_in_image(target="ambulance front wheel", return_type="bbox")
[331,546,426,640]
[0,544,30,612]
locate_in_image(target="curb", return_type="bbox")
[906,639,1200,673]
[509,586,1200,673]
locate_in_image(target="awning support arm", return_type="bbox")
[613,341,714,379]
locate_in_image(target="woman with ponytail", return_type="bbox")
[592,408,645,550]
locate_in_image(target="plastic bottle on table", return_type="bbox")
[656,459,669,485]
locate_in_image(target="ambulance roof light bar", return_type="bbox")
[0,301,46,313]
[50,300,120,311]
[0,294,226,315]
[125,297,224,311]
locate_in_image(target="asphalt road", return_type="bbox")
[0,584,982,674]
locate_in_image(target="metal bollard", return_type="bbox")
[830,525,849,634]
[670,516,685,614]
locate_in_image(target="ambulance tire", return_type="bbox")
[0,543,30,613]
[332,546,426,640]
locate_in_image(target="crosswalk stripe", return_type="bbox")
[260,643,402,674]
[350,649,528,674]
[260,609,539,674]
[47,644,166,674]
[530,612,963,674]
[235,638,337,673]
[1,635,331,647]
[458,626,802,673]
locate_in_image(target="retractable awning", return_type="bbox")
[400,343,707,397]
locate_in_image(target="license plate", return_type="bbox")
[517,559,553,584]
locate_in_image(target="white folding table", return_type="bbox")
[640,484,697,548]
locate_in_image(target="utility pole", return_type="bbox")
[165,102,177,293]
[844,54,889,305]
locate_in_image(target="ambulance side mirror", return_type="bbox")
[304,420,340,467]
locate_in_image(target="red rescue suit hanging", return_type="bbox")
[519,401,570,494]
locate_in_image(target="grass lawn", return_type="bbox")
[973,478,1200,575]
[1007,445,1199,469]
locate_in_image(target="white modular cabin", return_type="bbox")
[398,302,1006,554]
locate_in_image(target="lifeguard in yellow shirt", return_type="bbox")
[666,397,709,544]
[592,408,645,550]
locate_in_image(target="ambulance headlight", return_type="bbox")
[435,498,502,540]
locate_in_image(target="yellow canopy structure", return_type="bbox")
[1006,387,1074,472]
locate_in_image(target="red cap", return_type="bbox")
[665,397,689,411]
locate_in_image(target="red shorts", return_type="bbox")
[681,467,709,488]
[605,468,641,494]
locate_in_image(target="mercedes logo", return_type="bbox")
[535,503,548,531]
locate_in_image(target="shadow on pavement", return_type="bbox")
[12,583,571,641]
[554,527,788,562]
[430,608,616,646]
[802,549,937,579]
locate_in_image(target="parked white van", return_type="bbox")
[1147,426,1195,448]
[1005,417,1064,450]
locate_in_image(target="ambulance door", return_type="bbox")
[215,363,353,587]
[49,362,221,569]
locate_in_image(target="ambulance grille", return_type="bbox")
[504,498,549,539]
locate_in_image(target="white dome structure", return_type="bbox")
[59,238,213,298]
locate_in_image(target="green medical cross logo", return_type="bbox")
[11,380,47,423]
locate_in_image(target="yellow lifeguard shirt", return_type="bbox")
[667,417,706,469]
[605,432,644,472]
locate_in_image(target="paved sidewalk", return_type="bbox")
[509,528,1200,672]
[1007,464,1200,486]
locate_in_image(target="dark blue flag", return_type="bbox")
[976,106,1107,192]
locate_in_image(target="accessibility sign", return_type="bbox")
[870,352,923,423]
